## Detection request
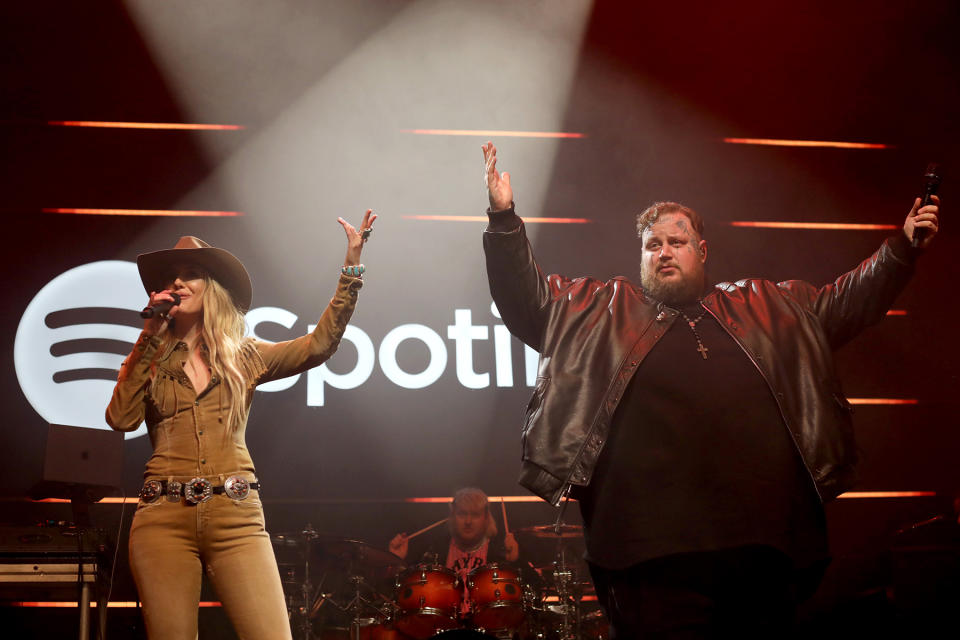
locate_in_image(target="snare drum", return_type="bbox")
[466,562,526,632]
[394,564,462,639]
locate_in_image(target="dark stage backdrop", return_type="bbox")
[1,3,958,617]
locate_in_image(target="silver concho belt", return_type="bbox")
[140,476,260,504]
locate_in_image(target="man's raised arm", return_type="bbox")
[782,195,941,348]
[481,142,555,351]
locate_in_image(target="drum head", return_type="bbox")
[430,631,497,639]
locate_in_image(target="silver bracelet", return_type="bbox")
[341,264,365,277]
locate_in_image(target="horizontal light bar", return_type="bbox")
[35,496,546,504]
[32,490,934,506]
[32,497,134,503]
[837,491,936,499]
[405,496,543,503]
[848,398,918,405]
[886,310,907,316]
[730,221,898,231]
[402,129,585,139]
[7,601,221,608]
[44,208,242,217]
[48,121,243,131]
[723,137,892,150]
[403,215,591,224]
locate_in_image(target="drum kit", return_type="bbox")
[271,521,608,640]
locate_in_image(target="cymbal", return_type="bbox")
[270,532,313,549]
[535,560,590,574]
[310,535,404,569]
[516,524,583,538]
[270,525,321,549]
[536,563,594,591]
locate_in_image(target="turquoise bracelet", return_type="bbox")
[341,264,365,278]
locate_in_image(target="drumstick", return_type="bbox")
[501,497,510,535]
[406,517,447,540]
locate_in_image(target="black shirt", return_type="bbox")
[579,304,827,572]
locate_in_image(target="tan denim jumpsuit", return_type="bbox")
[107,274,362,640]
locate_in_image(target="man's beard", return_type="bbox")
[640,263,706,307]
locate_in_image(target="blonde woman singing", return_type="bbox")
[107,210,377,639]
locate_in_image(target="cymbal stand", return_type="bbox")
[550,516,581,640]
[291,524,319,640]
[322,573,391,640]
[317,545,395,640]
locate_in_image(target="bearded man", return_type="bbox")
[480,142,940,638]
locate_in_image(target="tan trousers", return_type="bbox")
[128,490,292,640]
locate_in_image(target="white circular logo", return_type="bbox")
[15,261,148,439]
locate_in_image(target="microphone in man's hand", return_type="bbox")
[140,293,181,319]
[913,163,942,248]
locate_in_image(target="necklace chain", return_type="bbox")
[680,308,709,360]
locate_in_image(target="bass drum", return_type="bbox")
[465,563,526,632]
[430,631,497,639]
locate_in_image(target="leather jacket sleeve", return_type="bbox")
[483,205,581,352]
[775,233,918,348]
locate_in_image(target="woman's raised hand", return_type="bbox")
[338,209,378,267]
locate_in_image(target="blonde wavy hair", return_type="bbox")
[154,273,252,433]
[198,276,252,433]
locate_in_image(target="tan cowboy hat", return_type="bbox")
[136,236,253,312]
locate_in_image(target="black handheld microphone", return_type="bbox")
[140,293,181,319]
[912,163,942,248]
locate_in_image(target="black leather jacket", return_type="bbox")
[484,209,917,507]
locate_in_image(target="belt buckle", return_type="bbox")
[166,480,183,502]
[223,476,251,500]
[140,480,162,503]
[184,477,213,504]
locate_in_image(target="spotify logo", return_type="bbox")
[16,261,541,440]
[15,261,148,439]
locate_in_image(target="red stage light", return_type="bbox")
[402,215,591,224]
[8,601,222,608]
[402,129,585,139]
[837,491,936,499]
[729,221,898,231]
[43,208,243,217]
[722,137,892,150]
[47,121,243,131]
[405,496,544,503]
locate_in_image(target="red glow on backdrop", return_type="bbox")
[9,601,222,608]
[402,215,591,224]
[722,137,893,150]
[402,129,585,139]
[43,208,243,217]
[30,489,934,505]
[405,496,544,504]
[47,121,244,131]
[729,221,899,231]
[837,491,937,499]
[886,310,907,316]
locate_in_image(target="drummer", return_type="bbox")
[389,487,520,579]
